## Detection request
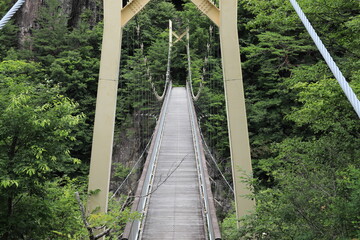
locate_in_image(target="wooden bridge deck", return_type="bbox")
[141,87,206,240]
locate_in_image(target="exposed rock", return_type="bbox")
[110,126,143,196]
[16,0,102,47]
[16,0,42,48]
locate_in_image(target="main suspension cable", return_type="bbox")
[144,20,173,101]
[145,58,170,101]
[290,0,360,118]
[186,27,204,101]
[0,0,25,30]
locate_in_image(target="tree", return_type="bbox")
[217,0,360,238]
[0,60,85,239]
[236,43,360,240]
[0,0,13,15]
[31,0,70,66]
[50,49,100,161]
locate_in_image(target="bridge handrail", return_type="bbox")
[186,82,221,240]
[122,82,172,240]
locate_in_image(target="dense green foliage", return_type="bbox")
[0,0,159,238]
[221,0,360,239]
[0,60,86,239]
[0,0,359,238]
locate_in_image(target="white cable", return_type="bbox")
[200,129,234,194]
[110,131,155,199]
[0,0,25,30]
[289,0,360,118]
[186,28,204,101]
[145,65,170,101]
[144,20,172,101]
[198,113,234,193]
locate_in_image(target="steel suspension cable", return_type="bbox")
[186,28,204,101]
[145,21,173,101]
[0,0,25,30]
[289,0,360,118]
[145,58,170,101]
[209,25,214,148]
[200,129,234,193]
[110,130,155,200]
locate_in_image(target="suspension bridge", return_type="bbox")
[83,0,360,236]
[1,0,359,240]
[86,1,255,239]
[120,83,221,239]
[109,14,226,238]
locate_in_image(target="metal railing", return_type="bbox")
[122,83,221,240]
[186,82,221,240]
[122,82,172,240]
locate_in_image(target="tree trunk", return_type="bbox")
[68,0,84,28]
[16,0,42,49]
[2,197,13,240]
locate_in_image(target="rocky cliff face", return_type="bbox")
[67,0,102,28]
[16,0,42,46]
[16,0,101,46]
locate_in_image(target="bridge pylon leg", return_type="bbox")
[87,0,123,214]
[219,0,255,223]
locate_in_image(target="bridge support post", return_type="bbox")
[87,0,123,214]
[218,0,255,222]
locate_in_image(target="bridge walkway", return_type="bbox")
[123,86,220,240]
[141,87,206,239]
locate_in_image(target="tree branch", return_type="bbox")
[75,192,95,239]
